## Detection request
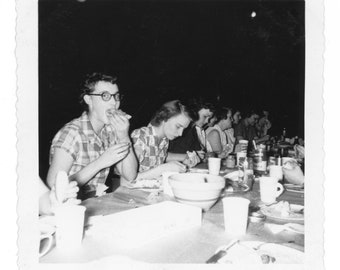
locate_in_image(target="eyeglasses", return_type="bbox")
[87,91,123,102]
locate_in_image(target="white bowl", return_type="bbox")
[168,173,226,211]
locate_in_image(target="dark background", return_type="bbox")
[39,0,305,180]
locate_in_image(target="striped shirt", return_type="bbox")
[49,112,117,192]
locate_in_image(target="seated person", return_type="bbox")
[39,171,80,215]
[121,100,198,187]
[256,110,272,137]
[206,107,234,158]
[47,72,138,199]
[224,109,241,149]
[234,110,269,151]
[168,98,215,159]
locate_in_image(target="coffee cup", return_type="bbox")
[55,205,86,251]
[39,233,53,258]
[259,176,284,204]
[268,165,283,181]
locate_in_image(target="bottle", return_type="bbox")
[253,148,267,176]
[281,128,286,142]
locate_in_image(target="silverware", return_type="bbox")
[206,239,239,264]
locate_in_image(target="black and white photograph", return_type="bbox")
[15,0,325,268]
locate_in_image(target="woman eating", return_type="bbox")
[47,72,138,199]
[121,100,198,188]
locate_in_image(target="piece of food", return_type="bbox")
[106,109,132,119]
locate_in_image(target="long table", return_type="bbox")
[40,167,304,264]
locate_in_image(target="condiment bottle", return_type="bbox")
[253,148,267,176]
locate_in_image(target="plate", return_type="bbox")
[223,182,249,194]
[261,203,304,223]
[217,241,304,264]
[284,184,304,193]
[224,170,243,182]
[128,179,162,190]
[242,241,304,264]
[188,168,209,174]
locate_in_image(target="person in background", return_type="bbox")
[39,172,80,215]
[232,110,242,125]
[47,72,138,199]
[204,113,217,130]
[234,110,270,149]
[224,108,240,152]
[206,107,234,158]
[168,98,215,159]
[123,100,197,187]
[256,110,272,137]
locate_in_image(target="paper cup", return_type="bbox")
[268,165,283,181]
[208,157,221,175]
[222,197,250,236]
[236,152,247,166]
[162,171,179,197]
[55,205,86,250]
[259,176,284,204]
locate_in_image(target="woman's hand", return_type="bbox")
[161,161,187,173]
[97,142,131,168]
[108,110,131,141]
[183,151,200,168]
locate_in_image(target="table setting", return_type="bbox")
[40,156,305,265]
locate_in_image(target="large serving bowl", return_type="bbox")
[168,173,226,211]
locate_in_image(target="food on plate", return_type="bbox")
[262,201,303,218]
[131,179,161,189]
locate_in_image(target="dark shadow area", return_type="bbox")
[39,0,305,181]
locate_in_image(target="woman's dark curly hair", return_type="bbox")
[150,100,191,127]
[215,107,233,123]
[79,72,118,111]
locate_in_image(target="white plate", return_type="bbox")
[218,241,304,264]
[284,184,304,193]
[261,204,304,223]
[242,241,304,264]
[188,168,209,174]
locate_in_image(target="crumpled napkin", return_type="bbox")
[96,183,109,197]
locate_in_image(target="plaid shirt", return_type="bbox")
[131,124,169,173]
[49,112,117,191]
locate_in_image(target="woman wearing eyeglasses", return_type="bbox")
[46,72,138,199]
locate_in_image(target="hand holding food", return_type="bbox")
[183,151,200,168]
[162,161,187,173]
[106,109,132,140]
[49,171,81,212]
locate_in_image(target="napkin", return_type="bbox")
[96,183,109,197]
[224,170,243,181]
